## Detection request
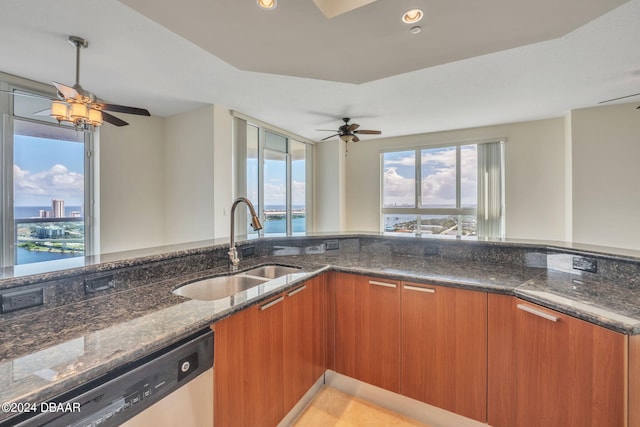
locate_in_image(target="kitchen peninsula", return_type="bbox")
[1,233,639,426]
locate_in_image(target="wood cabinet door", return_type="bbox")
[213,294,285,427]
[334,273,401,393]
[490,295,628,427]
[283,274,326,412]
[401,282,487,422]
[514,298,626,427]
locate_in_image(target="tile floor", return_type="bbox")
[291,386,431,427]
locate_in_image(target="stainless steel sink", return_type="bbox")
[173,275,267,301]
[242,265,301,279]
[173,265,304,301]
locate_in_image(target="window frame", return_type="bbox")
[0,75,97,268]
[380,140,503,238]
[233,114,314,237]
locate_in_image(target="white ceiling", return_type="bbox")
[0,0,639,142]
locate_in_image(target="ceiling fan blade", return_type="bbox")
[316,129,339,131]
[354,130,381,135]
[102,111,129,127]
[0,89,51,100]
[52,82,80,100]
[351,135,360,143]
[348,123,360,132]
[33,108,52,116]
[321,133,339,141]
[598,92,640,104]
[98,103,151,116]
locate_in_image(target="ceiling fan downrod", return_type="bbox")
[68,36,88,90]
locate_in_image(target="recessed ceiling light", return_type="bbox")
[402,9,423,24]
[410,26,422,35]
[257,0,277,10]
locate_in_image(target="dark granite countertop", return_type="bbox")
[1,240,640,421]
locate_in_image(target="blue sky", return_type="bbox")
[13,135,84,206]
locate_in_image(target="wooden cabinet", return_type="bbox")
[488,295,627,427]
[213,274,327,427]
[401,282,487,422]
[334,273,401,393]
[213,293,285,427]
[283,275,326,413]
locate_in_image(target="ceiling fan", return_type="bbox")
[598,92,640,109]
[0,35,150,130]
[317,117,382,142]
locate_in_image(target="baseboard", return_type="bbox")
[324,370,489,427]
[278,373,326,427]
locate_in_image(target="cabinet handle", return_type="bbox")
[287,285,306,297]
[404,285,435,293]
[369,280,397,288]
[517,304,560,322]
[260,296,284,311]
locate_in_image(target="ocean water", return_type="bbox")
[16,247,82,264]
[15,206,83,218]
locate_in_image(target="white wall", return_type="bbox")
[571,103,640,249]
[163,106,215,244]
[99,114,166,253]
[212,105,234,238]
[315,139,347,232]
[340,118,568,241]
[100,104,234,252]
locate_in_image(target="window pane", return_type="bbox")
[418,215,477,237]
[383,214,417,234]
[263,149,287,235]
[290,140,306,234]
[383,151,415,208]
[246,125,259,235]
[265,131,287,153]
[419,215,458,236]
[421,147,456,208]
[13,120,85,264]
[460,144,478,209]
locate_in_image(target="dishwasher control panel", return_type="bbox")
[7,330,213,427]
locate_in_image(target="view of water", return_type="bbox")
[264,215,306,234]
[15,206,83,218]
[16,247,81,264]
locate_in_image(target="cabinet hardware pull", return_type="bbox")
[260,296,284,311]
[287,285,306,297]
[404,285,435,293]
[517,304,559,322]
[369,280,397,288]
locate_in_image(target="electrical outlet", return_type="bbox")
[572,256,598,273]
[424,246,439,256]
[1,288,44,313]
[242,246,255,258]
[84,275,115,294]
[326,240,340,251]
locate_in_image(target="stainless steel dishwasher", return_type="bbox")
[4,330,213,427]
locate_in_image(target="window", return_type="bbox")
[1,78,95,268]
[381,141,503,238]
[235,117,312,237]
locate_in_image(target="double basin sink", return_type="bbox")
[173,265,303,301]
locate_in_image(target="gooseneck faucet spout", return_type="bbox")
[229,197,263,271]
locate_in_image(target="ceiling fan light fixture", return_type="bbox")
[88,108,103,127]
[50,100,69,122]
[402,9,423,24]
[340,134,354,143]
[70,102,88,120]
[257,0,277,10]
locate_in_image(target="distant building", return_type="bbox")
[38,209,50,218]
[35,225,64,239]
[52,199,64,218]
[69,211,82,218]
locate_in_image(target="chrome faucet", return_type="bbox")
[228,197,263,271]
